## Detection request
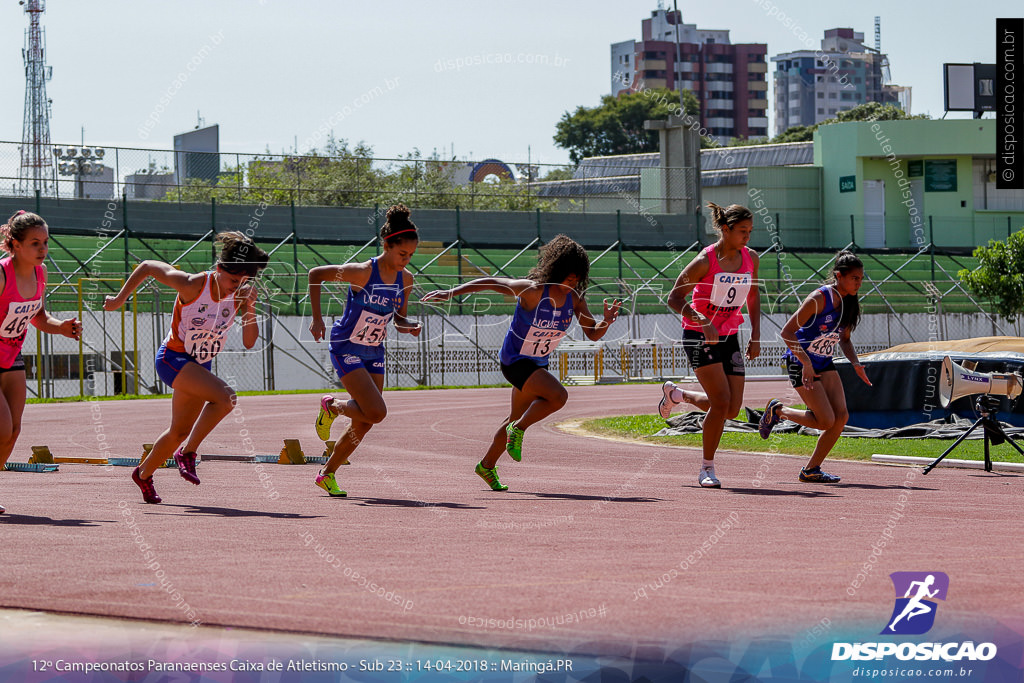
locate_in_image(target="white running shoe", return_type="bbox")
[699,468,721,488]
[658,381,680,419]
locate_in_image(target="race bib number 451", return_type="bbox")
[0,299,42,339]
[184,329,224,363]
[710,273,751,309]
[519,326,566,358]
[349,309,391,347]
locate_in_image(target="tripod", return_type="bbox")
[923,395,1024,474]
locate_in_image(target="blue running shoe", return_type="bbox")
[799,466,841,483]
[758,398,783,439]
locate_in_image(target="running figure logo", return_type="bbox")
[881,571,949,635]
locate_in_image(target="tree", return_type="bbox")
[554,89,700,163]
[768,102,929,145]
[959,229,1024,321]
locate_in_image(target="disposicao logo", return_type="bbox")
[882,571,948,635]
[832,572,998,662]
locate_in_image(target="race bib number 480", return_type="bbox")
[0,299,42,339]
[519,326,566,358]
[710,273,751,309]
[184,329,224,363]
[349,309,391,347]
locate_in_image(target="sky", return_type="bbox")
[0,0,1020,172]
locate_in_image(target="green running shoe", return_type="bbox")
[475,461,509,491]
[505,423,525,462]
[315,470,347,497]
[315,395,337,441]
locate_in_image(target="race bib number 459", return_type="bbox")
[710,273,751,309]
[349,309,391,347]
[519,326,566,358]
[0,299,42,339]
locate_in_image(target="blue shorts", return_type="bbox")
[156,344,212,388]
[330,352,385,379]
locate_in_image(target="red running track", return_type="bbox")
[1,382,1022,656]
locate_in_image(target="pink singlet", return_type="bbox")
[681,244,753,337]
[0,257,45,369]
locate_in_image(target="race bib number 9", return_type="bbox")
[519,326,566,358]
[0,299,42,339]
[184,329,224,363]
[806,332,840,358]
[710,273,751,308]
[349,309,391,347]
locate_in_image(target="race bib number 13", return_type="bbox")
[519,326,566,358]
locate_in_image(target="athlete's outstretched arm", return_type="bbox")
[838,327,871,386]
[575,295,621,341]
[393,271,421,336]
[103,260,199,312]
[421,277,535,302]
[308,263,365,342]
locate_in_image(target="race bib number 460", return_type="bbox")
[184,329,224,363]
[710,273,751,308]
[519,326,566,358]
[0,299,42,339]
[349,309,391,347]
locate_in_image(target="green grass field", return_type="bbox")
[578,414,1024,464]
[45,231,984,317]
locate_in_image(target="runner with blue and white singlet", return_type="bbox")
[758,250,872,483]
[309,204,422,498]
[421,234,621,492]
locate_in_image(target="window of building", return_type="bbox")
[829,92,837,99]
[817,107,824,114]
[817,92,824,99]
[816,75,823,83]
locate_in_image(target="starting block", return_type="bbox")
[4,462,59,472]
[279,439,306,465]
[108,457,175,468]
[29,445,54,463]
[53,456,109,465]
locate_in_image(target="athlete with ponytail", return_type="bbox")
[758,250,870,483]
[310,204,422,498]
[658,202,760,489]
[104,232,269,504]
[0,211,82,514]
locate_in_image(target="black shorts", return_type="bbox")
[786,357,836,388]
[501,358,545,391]
[682,329,745,376]
[0,353,25,374]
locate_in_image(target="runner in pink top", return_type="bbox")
[658,202,761,489]
[0,211,83,514]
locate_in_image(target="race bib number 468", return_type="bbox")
[710,273,751,309]
[0,299,42,339]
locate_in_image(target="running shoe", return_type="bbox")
[475,462,509,491]
[173,448,200,485]
[132,467,162,504]
[0,503,5,514]
[315,395,337,441]
[658,381,680,420]
[698,468,721,488]
[758,398,783,439]
[505,423,525,462]
[315,470,347,497]
[799,466,841,483]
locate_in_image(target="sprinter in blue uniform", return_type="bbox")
[422,234,621,491]
[308,204,421,497]
[758,251,871,483]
